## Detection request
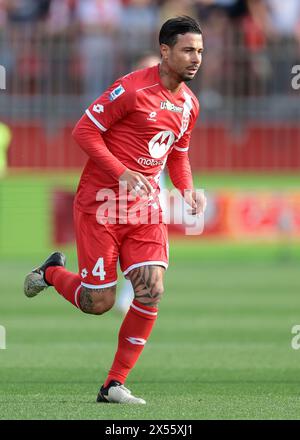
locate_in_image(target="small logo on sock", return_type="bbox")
[126,337,146,345]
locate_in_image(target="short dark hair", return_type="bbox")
[159,16,202,47]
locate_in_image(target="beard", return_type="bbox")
[179,68,198,82]
[180,73,194,82]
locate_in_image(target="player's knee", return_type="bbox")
[80,286,116,315]
[93,295,115,315]
[152,281,164,304]
[135,281,164,307]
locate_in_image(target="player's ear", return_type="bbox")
[160,44,169,61]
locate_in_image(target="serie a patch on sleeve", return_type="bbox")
[109,85,125,101]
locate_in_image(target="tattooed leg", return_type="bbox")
[79,285,116,315]
[127,265,165,307]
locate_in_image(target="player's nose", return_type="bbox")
[194,55,202,65]
[191,52,202,65]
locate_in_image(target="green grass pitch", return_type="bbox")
[1,242,300,420]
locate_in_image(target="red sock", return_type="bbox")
[45,266,82,309]
[104,299,158,386]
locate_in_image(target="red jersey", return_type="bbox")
[73,64,199,220]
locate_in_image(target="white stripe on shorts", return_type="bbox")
[123,261,168,277]
[81,280,117,289]
[74,284,81,308]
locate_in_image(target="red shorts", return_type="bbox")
[74,207,169,289]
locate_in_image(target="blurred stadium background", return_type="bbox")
[1,0,300,420]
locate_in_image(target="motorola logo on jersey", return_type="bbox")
[148,130,175,159]
[137,157,164,167]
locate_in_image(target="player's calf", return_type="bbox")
[79,286,116,315]
[102,267,163,388]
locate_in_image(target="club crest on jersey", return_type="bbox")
[160,100,183,113]
[109,85,125,101]
[177,91,193,141]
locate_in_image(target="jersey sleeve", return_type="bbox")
[167,99,199,193]
[72,114,127,180]
[167,148,193,194]
[85,76,136,133]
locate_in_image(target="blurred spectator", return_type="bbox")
[159,0,198,25]
[196,0,248,20]
[195,1,249,107]
[0,0,298,106]
[43,1,77,96]
[6,0,51,23]
[45,0,76,36]
[134,51,160,70]
[76,0,122,102]
[120,0,159,73]
[245,0,300,44]
[0,0,7,27]
[0,3,10,93]
[1,0,51,95]
[246,0,300,94]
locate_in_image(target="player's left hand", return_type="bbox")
[184,189,207,216]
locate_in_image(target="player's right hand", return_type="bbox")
[184,189,207,216]
[119,169,154,197]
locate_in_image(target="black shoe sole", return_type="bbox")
[38,252,66,285]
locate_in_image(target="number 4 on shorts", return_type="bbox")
[92,257,106,281]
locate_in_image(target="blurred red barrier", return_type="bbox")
[8,122,87,168]
[7,122,300,171]
[189,124,300,171]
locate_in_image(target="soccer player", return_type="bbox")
[24,16,206,404]
[115,51,162,315]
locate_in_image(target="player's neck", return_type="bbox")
[159,62,182,95]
